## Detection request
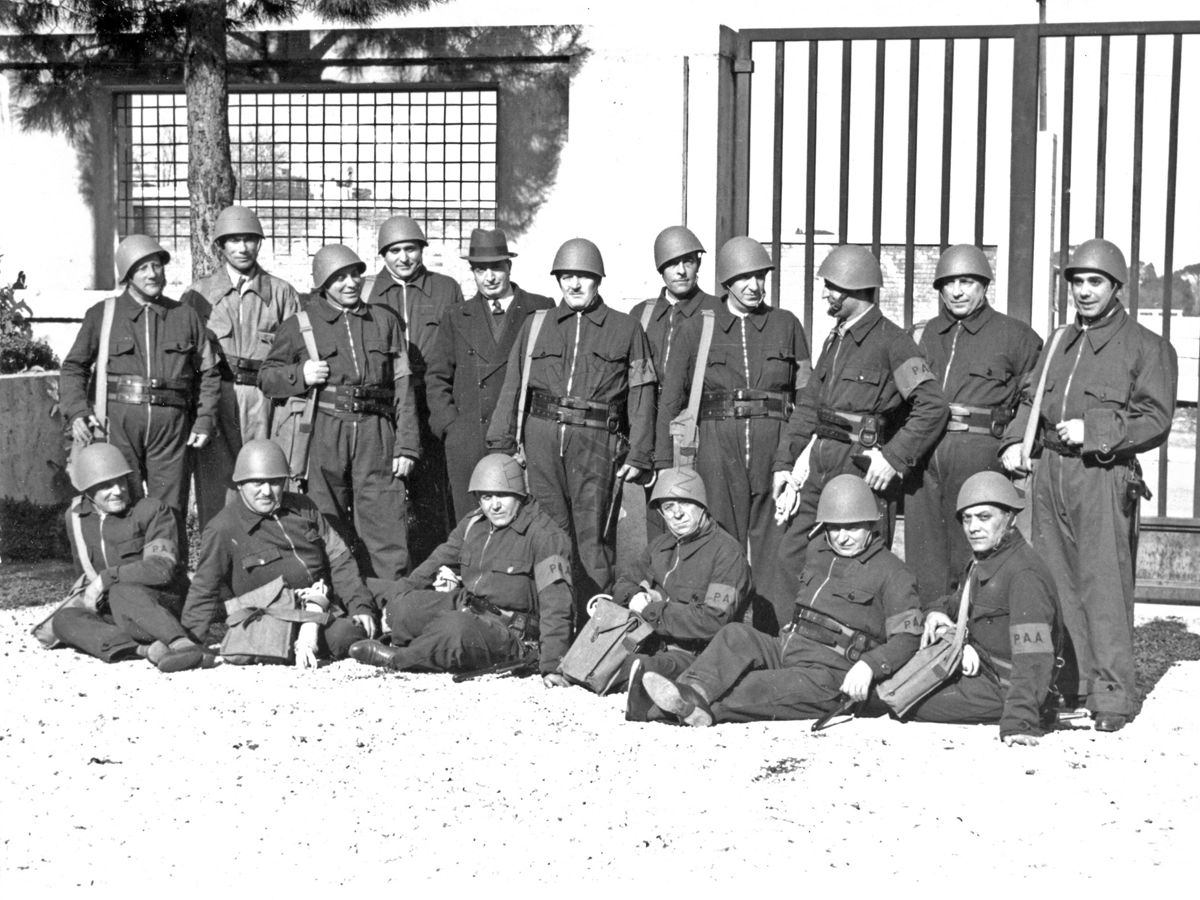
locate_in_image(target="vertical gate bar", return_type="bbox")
[1128,35,1145,315]
[1008,26,1040,325]
[733,34,754,237]
[904,39,919,327]
[940,38,954,250]
[715,26,742,251]
[1057,37,1075,324]
[974,38,989,248]
[839,40,853,242]
[771,42,786,310]
[682,56,690,225]
[805,42,820,335]
[1166,36,1181,517]
[872,39,886,257]
[1095,35,1110,237]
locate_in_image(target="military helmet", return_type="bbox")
[715,236,773,286]
[312,244,366,292]
[377,215,427,253]
[650,467,708,509]
[468,454,528,496]
[232,439,291,482]
[115,235,170,284]
[817,245,883,291]
[815,474,879,525]
[934,244,993,286]
[956,471,1025,515]
[1064,238,1128,286]
[70,443,133,493]
[653,226,706,271]
[213,206,265,243]
[551,238,606,279]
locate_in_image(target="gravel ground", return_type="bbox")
[2,602,1198,891]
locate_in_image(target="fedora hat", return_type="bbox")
[462,228,517,263]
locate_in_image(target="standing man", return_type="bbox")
[259,244,419,580]
[772,244,948,600]
[367,215,464,563]
[487,237,657,611]
[1001,238,1176,732]
[61,235,221,542]
[904,245,1041,605]
[181,205,301,530]
[425,228,553,521]
[658,236,810,630]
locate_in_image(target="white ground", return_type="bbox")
[1,602,1198,892]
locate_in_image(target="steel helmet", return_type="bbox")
[550,238,605,278]
[817,245,883,291]
[213,206,265,243]
[468,454,528,496]
[934,244,993,286]
[232,439,291,482]
[1064,238,1128,286]
[70,443,133,493]
[650,467,708,509]
[956,471,1025,515]
[653,226,706,271]
[715,236,773,286]
[115,235,170,284]
[312,244,366,292]
[377,215,427,253]
[815,474,879,525]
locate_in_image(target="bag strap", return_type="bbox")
[93,296,116,431]
[226,605,329,628]
[70,498,99,582]
[950,564,973,654]
[297,309,319,362]
[1020,325,1069,468]
[639,301,655,333]
[515,309,548,450]
[686,311,715,430]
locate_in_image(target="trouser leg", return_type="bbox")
[904,455,952,606]
[563,426,621,606]
[386,610,520,673]
[383,588,457,644]
[710,665,846,723]
[407,392,452,564]
[51,607,141,662]
[444,423,486,523]
[192,382,240,532]
[676,623,782,703]
[307,413,357,565]
[614,646,697,693]
[1032,453,1084,701]
[351,415,410,579]
[907,669,1006,724]
[108,584,188,646]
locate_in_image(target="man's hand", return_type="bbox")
[302,360,330,386]
[295,580,328,604]
[1056,419,1085,446]
[774,481,800,525]
[921,611,954,648]
[1000,444,1028,475]
[839,660,874,702]
[432,566,461,593]
[392,456,415,478]
[294,622,319,669]
[628,592,652,615]
[353,614,377,640]
[542,673,570,688]
[1002,734,1040,747]
[961,644,980,677]
[186,431,210,449]
[772,470,795,499]
[71,414,101,444]
[81,574,105,612]
[615,463,644,483]
[860,446,898,492]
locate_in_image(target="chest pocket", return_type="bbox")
[1083,380,1131,408]
[116,537,144,561]
[831,586,876,606]
[164,340,195,355]
[488,555,532,577]
[314,332,339,361]
[363,337,392,361]
[109,335,136,357]
[967,358,1010,384]
[970,602,1008,628]
[257,329,277,348]
[240,546,282,572]
[483,556,534,611]
[839,366,883,388]
[764,347,798,387]
[591,348,628,367]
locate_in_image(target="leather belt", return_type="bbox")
[106,374,192,409]
[223,355,263,387]
[1040,424,1081,458]
[791,605,880,663]
[317,383,394,417]
[698,389,791,421]
[461,592,538,640]
[815,407,884,448]
[528,388,625,433]
[946,403,1009,438]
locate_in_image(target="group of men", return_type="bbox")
[48,207,1177,738]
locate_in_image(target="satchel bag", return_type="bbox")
[31,574,92,649]
[220,576,329,665]
[560,594,654,695]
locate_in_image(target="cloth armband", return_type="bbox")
[702,582,737,614]
[893,356,936,398]
[1010,623,1053,654]
[886,607,925,636]
[535,554,572,591]
[628,356,657,388]
[143,538,178,566]
[794,359,813,391]
[392,349,412,377]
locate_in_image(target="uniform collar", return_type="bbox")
[472,500,535,535]
[813,531,884,565]
[231,492,303,534]
[118,290,173,319]
[657,517,716,556]
[555,296,608,325]
[716,301,770,332]
[971,528,1024,583]
[388,265,432,297]
[934,301,994,335]
[840,304,883,345]
[651,286,708,320]
[1066,301,1127,353]
[311,294,370,322]
[74,494,132,520]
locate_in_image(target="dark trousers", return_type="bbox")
[107,402,191,549]
[614,645,696,692]
[408,392,453,567]
[191,380,269,532]
[52,584,188,662]
[321,616,368,660]
[380,587,520,672]
[444,418,487,524]
[908,668,1005,724]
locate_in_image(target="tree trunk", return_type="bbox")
[183,0,236,282]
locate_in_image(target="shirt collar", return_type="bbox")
[383,265,432,297]
[934,301,993,335]
[813,531,884,565]
[1067,300,1126,353]
[555,296,608,325]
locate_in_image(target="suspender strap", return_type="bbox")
[93,296,116,430]
[70,499,99,582]
[1021,325,1068,468]
[516,310,547,450]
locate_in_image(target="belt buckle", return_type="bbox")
[945,420,969,432]
[351,399,365,413]
[606,414,621,433]
[733,403,752,419]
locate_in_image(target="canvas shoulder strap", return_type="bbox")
[1020,325,1069,467]
[684,310,715,435]
[950,564,973,653]
[93,296,116,430]
[639,301,656,333]
[70,498,99,582]
[515,310,548,449]
[296,310,319,362]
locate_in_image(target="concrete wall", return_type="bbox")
[0,372,70,504]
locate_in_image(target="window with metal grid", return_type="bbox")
[114,87,499,288]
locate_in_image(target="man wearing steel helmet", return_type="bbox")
[347,454,573,682]
[657,236,809,629]
[52,443,208,673]
[629,226,720,540]
[773,244,948,599]
[425,228,554,521]
[181,206,301,531]
[633,475,922,726]
[1000,238,1177,733]
[905,245,1041,606]
[60,235,221,546]
[909,472,1061,745]
[487,237,657,612]
[182,440,374,664]
[259,244,419,581]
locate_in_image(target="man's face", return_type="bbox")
[238,478,285,516]
[960,503,1013,555]
[325,267,364,307]
[657,499,707,540]
[382,241,424,281]
[126,256,165,301]
[476,492,523,529]
[86,476,129,515]
[1070,271,1119,319]
[822,280,865,321]
[558,271,601,310]
[660,253,701,300]
[219,235,262,274]
[472,260,512,301]
[726,270,767,314]
[938,275,989,319]
[825,522,874,557]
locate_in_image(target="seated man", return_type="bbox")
[609,467,750,693]
[634,474,922,725]
[52,443,207,673]
[182,439,374,665]
[348,454,573,683]
[908,472,1061,745]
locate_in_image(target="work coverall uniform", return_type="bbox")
[425,284,554,520]
[53,496,191,662]
[906,304,1041,604]
[259,297,419,580]
[774,306,948,597]
[910,530,1061,739]
[487,298,657,609]
[672,537,923,723]
[610,516,751,687]
[368,266,464,562]
[60,292,221,530]
[629,286,720,541]
[1001,303,1176,716]
[182,266,300,529]
[182,492,371,658]
[658,302,810,628]
[370,500,573,674]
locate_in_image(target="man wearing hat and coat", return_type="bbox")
[426,228,553,521]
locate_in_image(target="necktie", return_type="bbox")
[488,297,505,339]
